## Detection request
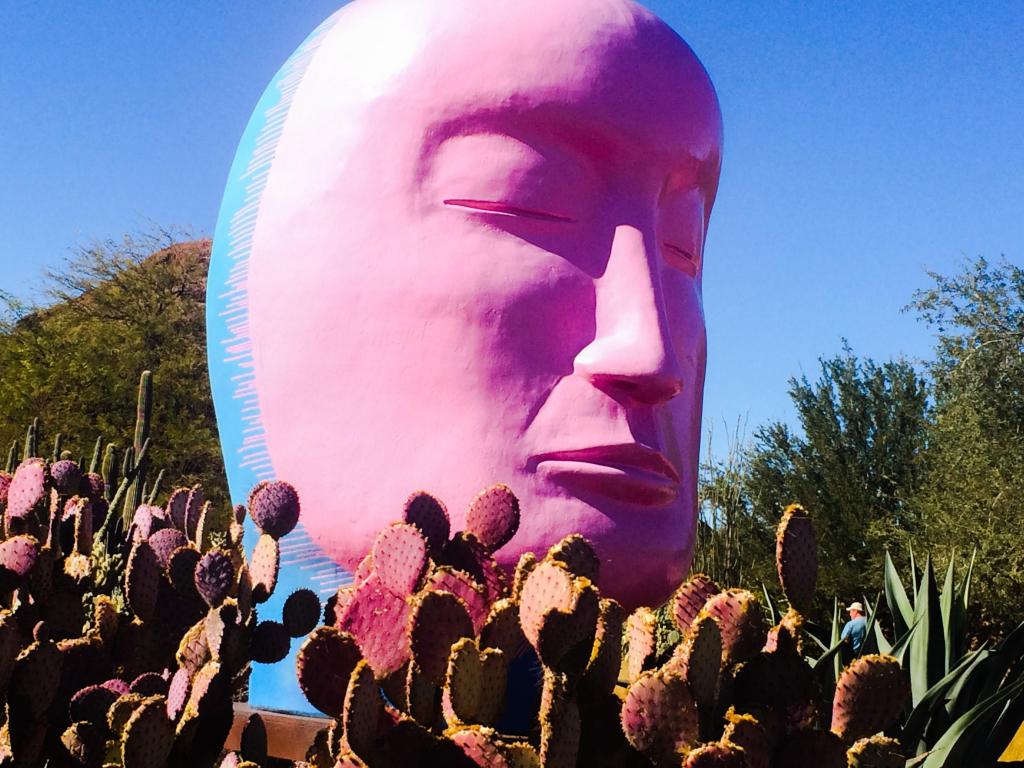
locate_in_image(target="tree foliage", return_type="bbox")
[909,256,1024,633]
[744,345,931,607]
[0,231,226,504]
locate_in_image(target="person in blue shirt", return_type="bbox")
[841,601,868,657]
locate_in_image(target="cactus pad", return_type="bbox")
[249,480,300,539]
[0,534,40,582]
[6,458,46,519]
[547,534,600,583]
[846,735,905,768]
[61,720,106,767]
[519,560,598,669]
[336,574,413,676]
[296,627,364,717]
[166,487,189,531]
[672,574,721,635]
[130,672,168,697]
[539,671,581,768]
[70,683,120,725]
[251,620,291,664]
[122,695,175,768]
[831,654,909,743]
[680,613,723,716]
[410,590,474,685]
[184,484,205,541]
[371,522,429,596]
[722,711,775,768]
[49,459,82,495]
[147,527,189,571]
[442,637,508,727]
[166,667,191,722]
[621,670,698,766]
[465,484,520,552]
[701,589,767,666]
[581,598,625,697]
[776,504,817,614]
[342,659,382,762]
[283,588,322,638]
[239,712,268,764]
[125,540,160,622]
[403,491,450,554]
[682,741,748,767]
[511,551,537,601]
[250,533,280,603]
[427,567,490,633]
[625,606,658,683]
[168,545,202,595]
[480,598,527,660]
[194,549,235,608]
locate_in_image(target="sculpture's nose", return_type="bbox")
[573,224,684,407]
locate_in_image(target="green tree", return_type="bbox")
[0,231,226,504]
[745,345,931,606]
[910,256,1024,634]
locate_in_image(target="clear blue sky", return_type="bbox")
[2,1,1021,452]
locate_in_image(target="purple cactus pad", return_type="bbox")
[49,459,82,496]
[249,481,300,539]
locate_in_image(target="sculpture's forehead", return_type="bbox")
[314,0,722,169]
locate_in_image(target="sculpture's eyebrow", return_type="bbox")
[419,104,715,192]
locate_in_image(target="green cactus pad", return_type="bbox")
[539,670,581,768]
[403,491,451,555]
[175,619,212,678]
[283,588,322,638]
[371,522,429,596]
[250,533,280,604]
[442,637,508,727]
[11,635,63,718]
[776,504,818,614]
[831,654,909,744]
[480,598,527,660]
[465,484,520,553]
[406,661,440,725]
[121,695,174,768]
[700,589,767,666]
[625,606,658,683]
[427,566,490,634]
[682,741,748,767]
[511,552,537,601]
[621,669,698,766]
[764,608,804,655]
[108,692,148,734]
[580,598,625,698]
[845,734,905,767]
[341,660,382,762]
[672,574,721,636]
[410,590,474,685]
[60,720,105,767]
[546,534,600,583]
[680,613,723,717]
[125,539,161,622]
[722,711,775,768]
[296,626,363,717]
[522,564,599,672]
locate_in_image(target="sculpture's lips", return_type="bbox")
[533,444,680,506]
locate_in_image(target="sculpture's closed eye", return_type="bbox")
[443,198,576,224]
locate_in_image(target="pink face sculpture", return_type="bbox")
[245,0,722,609]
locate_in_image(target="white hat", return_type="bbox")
[847,601,865,613]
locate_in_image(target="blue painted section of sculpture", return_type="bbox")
[206,8,349,714]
